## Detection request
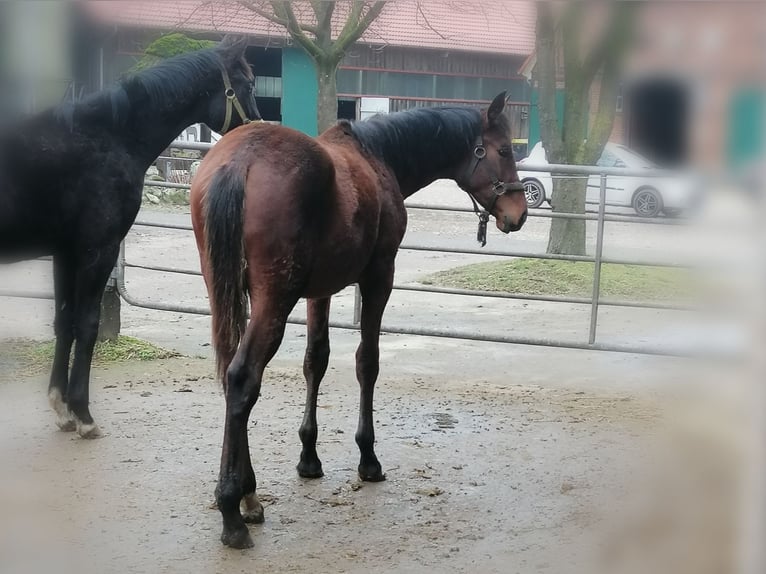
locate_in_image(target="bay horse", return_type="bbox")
[0,36,260,438]
[191,92,528,548]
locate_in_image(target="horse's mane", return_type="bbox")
[345,107,491,182]
[54,48,226,131]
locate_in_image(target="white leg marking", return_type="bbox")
[48,388,76,432]
[241,493,264,524]
[75,418,102,439]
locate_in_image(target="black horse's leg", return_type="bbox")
[218,297,293,549]
[48,253,77,431]
[67,244,119,439]
[297,297,331,478]
[355,260,394,482]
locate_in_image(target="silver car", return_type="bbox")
[518,142,699,217]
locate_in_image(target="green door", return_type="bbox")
[728,88,764,167]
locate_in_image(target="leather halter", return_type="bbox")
[461,136,518,247]
[218,62,253,134]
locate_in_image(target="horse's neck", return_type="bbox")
[398,168,458,198]
[122,103,206,169]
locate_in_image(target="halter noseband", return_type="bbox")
[218,62,253,134]
[461,136,520,247]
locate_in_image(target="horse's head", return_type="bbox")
[460,92,528,233]
[210,35,261,133]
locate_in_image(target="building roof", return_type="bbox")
[85,0,536,57]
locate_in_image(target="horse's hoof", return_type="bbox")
[242,506,264,524]
[358,463,386,482]
[49,389,75,431]
[76,421,103,439]
[297,459,324,479]
[56,418,77,432]
[221,526,254,549]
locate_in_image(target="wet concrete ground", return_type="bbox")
[0,356,659,574]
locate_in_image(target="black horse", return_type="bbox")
[0,36,260,438]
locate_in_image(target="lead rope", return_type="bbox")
[467,193,490,247]
[463,136,492,247]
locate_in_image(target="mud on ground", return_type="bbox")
[0,353,690,574]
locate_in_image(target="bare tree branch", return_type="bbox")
[237,0,319,35]
[534,1,564,162]
[268,0,323,59]
[581,2,635,86]
[416,2,449,40]
[333,1,387,59]
[311,0,335,47]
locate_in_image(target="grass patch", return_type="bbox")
[421,259,691,301]
[2,336,178,376]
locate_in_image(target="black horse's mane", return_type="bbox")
[346,106,495,182]
[55,48,224,130]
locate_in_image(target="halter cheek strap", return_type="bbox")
[461,136,510,247]
[218,63,253,134]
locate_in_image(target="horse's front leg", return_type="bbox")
[67,243,120,438]
[48,253,76,432]
[355,259,395,482]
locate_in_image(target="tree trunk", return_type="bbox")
[316,60,338,134]
[547,176,587,256]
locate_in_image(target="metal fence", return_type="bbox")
[0,139,698,356]
[108,140,697,357]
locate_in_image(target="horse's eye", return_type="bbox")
[498,146,512,158]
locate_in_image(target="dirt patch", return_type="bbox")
[0,356,741,574]
[0,358,672,572]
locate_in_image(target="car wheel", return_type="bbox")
[632,187,663,217]
[523,179,545,208]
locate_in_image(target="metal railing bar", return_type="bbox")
[393,284,696,311]
[121,262,695,312]
[589,175,607,345]
[134,220,194,231]
[125,262,202,276]
[143,180,191,189]
[397,243,691,268]
[0,290,54,300]
[404,202,687,225]
[112,281,700,358]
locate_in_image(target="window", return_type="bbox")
[596,149,620,167]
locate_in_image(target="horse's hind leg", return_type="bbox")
[48,253,76,431]
[217,297,294,549]
[355,260,395,482]
[297,297,331,478]
[240,423,264,525]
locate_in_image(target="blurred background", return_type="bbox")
[0,2,764,573]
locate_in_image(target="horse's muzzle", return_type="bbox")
[501,210,527,233]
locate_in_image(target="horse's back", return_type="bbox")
[0,111,143,258]
[193,121,403,298]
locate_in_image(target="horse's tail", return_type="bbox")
[203,163,249,384]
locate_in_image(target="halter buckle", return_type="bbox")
[473,145,487,159]
[491,180,506,195]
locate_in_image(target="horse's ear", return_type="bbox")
[487,91,507,125]
[218,35,248,61]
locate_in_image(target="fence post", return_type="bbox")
[98,266,121,341]
[588,173,607,345]
[353,284,362,325]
